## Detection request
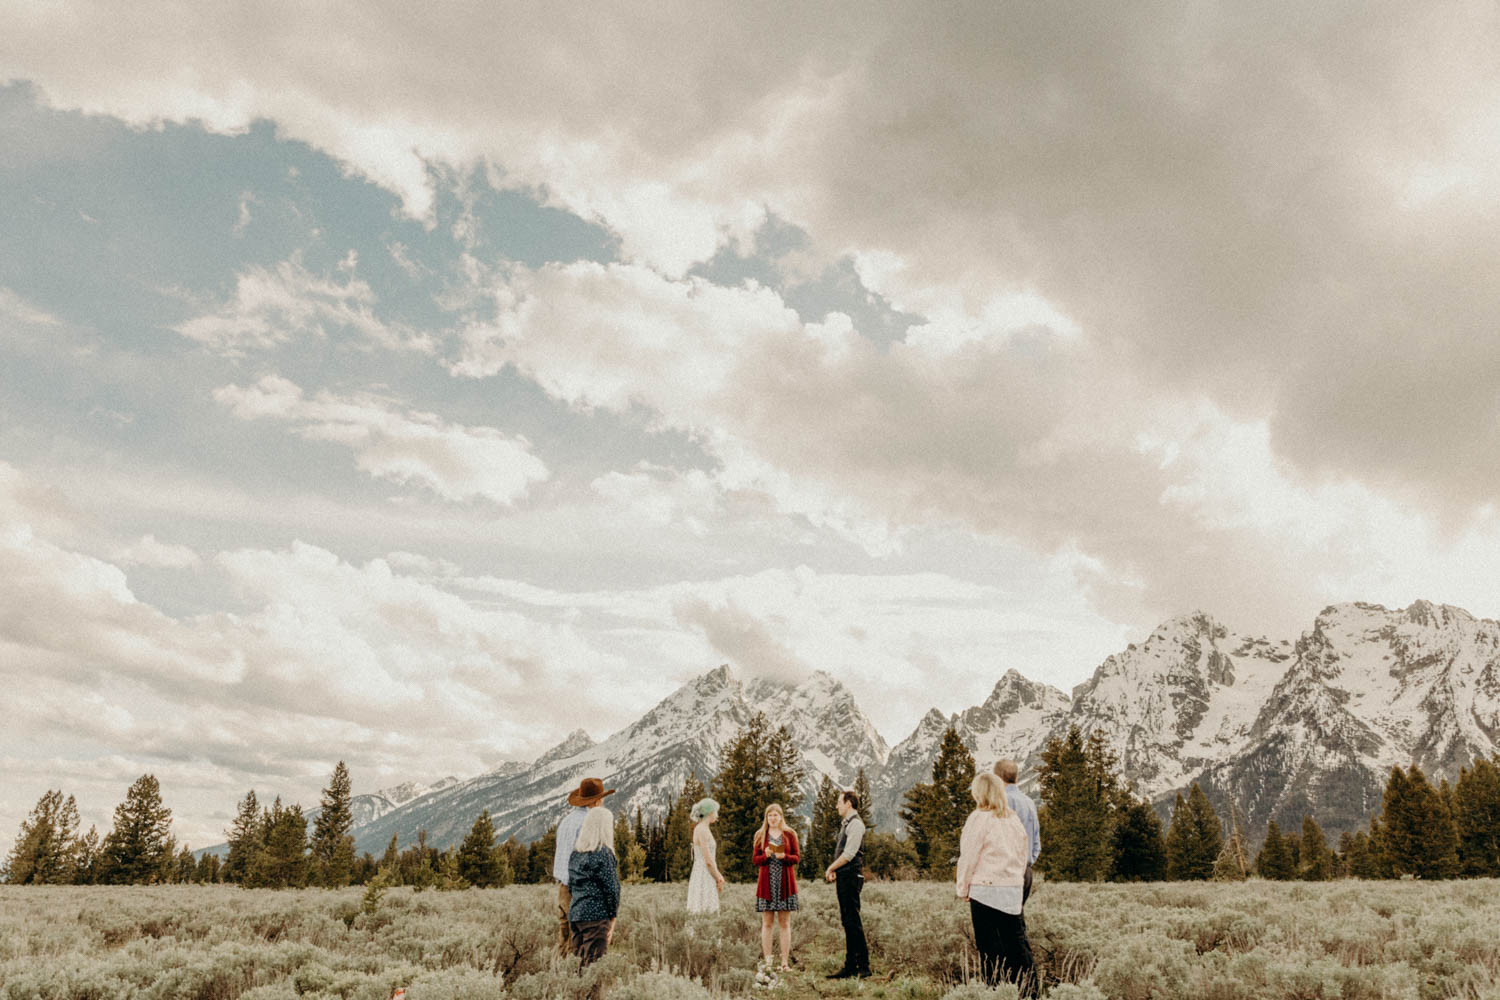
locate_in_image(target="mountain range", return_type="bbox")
[318,600,1498,853]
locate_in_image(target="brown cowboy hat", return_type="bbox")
[568,777,616,807]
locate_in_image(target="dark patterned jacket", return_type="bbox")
[567,847,620,922]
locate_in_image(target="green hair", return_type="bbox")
[691,797,719,822]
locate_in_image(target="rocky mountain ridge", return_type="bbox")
[346,600,1500,850]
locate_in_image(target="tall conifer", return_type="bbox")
[99,775,174,885]
[1256,820,1296,880]
[1164,784,1222,881]
[1037,726,1117,881]
[1455,755,1500,876]
[1298,815,1332,881]
[222,790,261,884]
[310,761,356,887]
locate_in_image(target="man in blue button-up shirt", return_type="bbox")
[995,760,1040,905]
[552,777,615,955]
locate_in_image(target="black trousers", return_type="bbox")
[835,870,869,973]
[970,900,1037,997]
[569,919,610,967]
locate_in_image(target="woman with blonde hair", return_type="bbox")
[752,802,801,972]
[566,806,621,968]
[955,771,1037,996]
[685,797,725,915]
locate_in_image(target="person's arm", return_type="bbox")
[1027,806,1041,866]
[782,831,800,865]
[826,816,864,878]
[695,826,724,882]
[955,812,982,899]
[753,838,768,867]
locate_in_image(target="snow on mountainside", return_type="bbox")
[341,599,1500,853]
[352,666,887,852]
[874,671,1069,829]
[1193,601,1500,834]
[1059,612,1295,799]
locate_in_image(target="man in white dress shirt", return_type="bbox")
[994,760,1040,905]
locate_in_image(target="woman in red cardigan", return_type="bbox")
[753,802,800,972]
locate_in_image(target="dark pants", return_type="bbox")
[1022,863,1033,904]
[970,900,1037,997]
[835,870,869,973]
[570,918,610,967]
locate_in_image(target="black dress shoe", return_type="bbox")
[855,968,872,978]
[826,968,855,979]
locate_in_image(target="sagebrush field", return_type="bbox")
[3,879,1498,1000]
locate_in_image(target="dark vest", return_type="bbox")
[834,816,864,873]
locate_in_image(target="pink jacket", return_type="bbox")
[955,808,1028,898]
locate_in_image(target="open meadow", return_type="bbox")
[4,879,1500,1000]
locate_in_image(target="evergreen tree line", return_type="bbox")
[18,718,1493,889]
[1030,725,1500,883]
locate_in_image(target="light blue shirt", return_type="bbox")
[1005,786,1040,865]
[552,806,588,884]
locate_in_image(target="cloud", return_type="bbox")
[176,255,431,354]
[8,4,1499,517]
[458,259,1500,635]
[0,286,62,328]
[113,534,200,569]
[214,375,549,505]
[673,596,811,686]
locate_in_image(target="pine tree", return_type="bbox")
[1164,784,1222,881]
[1342,828,1379,879]
[644,814,668,881]
[3,790,82,884]
[99,775,174,885]
[1212,802,1251,881]
[900,727,975,875]
[806,775,842,875]
[1378,764,1458,878]
[1455,755,1500,876]
[496,837,527,886]
[853,768,875,828]
[527,827,557,883]
[195,852,221,883]
[380,832,400,872]
[613,809,636,862]
[173,845,196,883]
[74,825,100,885]
[310,761,356,888]
[246,798,308,888]
[456,811,501,887]
[222,790,261,884]
[1255,820,1296,880]
[1037,726,1117,881]
[664,773,706,882]
[765,725,808,836]
[1112,797,1168,881]
[712,712,772,881]
[1299,815,1332,881]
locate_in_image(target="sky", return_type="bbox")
[3,3,1500,855]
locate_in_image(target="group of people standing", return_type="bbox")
[550,758,1038,994]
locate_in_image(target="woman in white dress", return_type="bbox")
[686,797,725,915]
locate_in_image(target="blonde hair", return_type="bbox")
[971,772,1013,819]
[753,803,788,850]
[573,806,615,853]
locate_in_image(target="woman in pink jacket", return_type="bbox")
[955,771,1038,996]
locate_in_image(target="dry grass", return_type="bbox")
[3,879,1499,999]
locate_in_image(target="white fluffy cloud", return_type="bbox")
[457,259,1500,635]
[215,375,549,505]
[8,3,1498,520]
[177,255,431,354]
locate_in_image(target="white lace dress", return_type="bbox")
[686,827,720,915]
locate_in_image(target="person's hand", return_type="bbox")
[715,876,725,892]
[824,867,835,883]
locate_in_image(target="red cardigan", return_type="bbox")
[753,830,800,899]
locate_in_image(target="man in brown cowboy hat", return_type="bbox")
[553,777,615,955]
